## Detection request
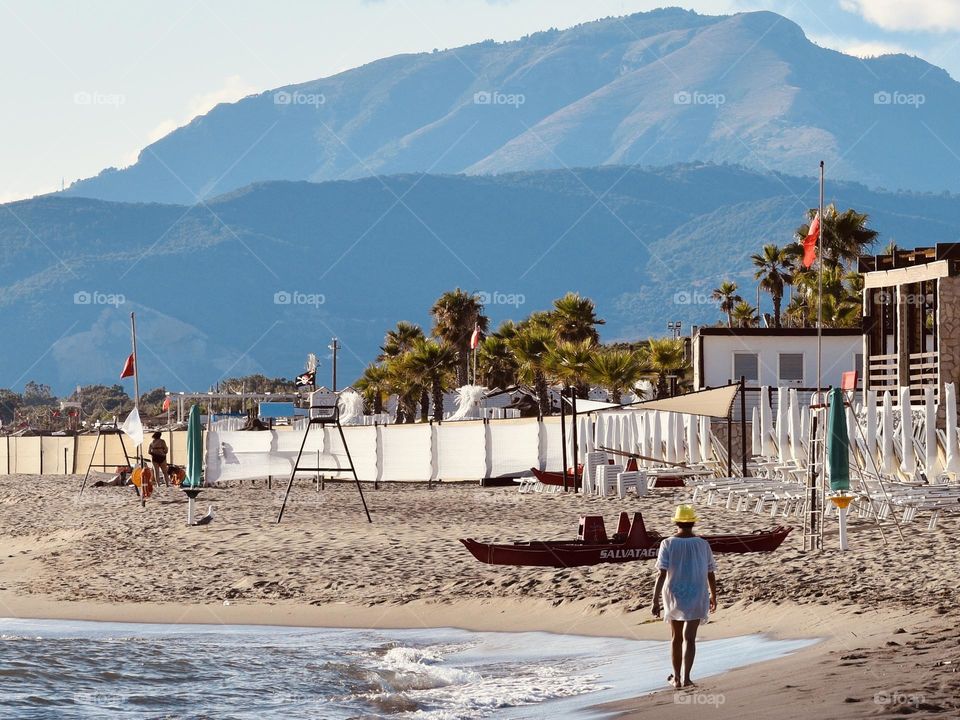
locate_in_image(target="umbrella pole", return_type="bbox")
[560,386,569,492]
[739,377,747,477]
[571,392,579,493]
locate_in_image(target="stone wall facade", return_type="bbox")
[937,276,960,424]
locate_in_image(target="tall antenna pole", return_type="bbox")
[329,338,340,391]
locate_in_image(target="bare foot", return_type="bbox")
[683,679,696,688]
[668,674,682,689]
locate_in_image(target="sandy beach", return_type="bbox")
[1,474,958,718]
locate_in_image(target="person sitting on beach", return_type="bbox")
[92,465,133,487]
[652,504,717,689]
[149,432,168,483]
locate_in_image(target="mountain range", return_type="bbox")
[4,163,960,393]
[61,8,960,205]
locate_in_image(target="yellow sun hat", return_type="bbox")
[671,504,699,523]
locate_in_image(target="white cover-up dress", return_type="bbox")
[655,536,716,623]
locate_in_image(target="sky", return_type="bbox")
[1,0,960,204]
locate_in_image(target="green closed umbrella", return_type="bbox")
[184,404,203,489]
[826,387,850,492]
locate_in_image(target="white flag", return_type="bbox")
[121,407,144,446]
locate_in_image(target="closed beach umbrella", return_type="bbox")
[800,405,810,453]
[638,413,649,460]
[185,404,203,488]
[699,416,711,463]
[945,383,960,475]
[827,388,851,493]
[777,387,790,464]
[751,406,762,457]
[650,411,662,462]
[664,413,678,463]
[606,414,617,453]
[789,389,804,463]
[923,385,938,477]
[594,413,604,454]
[759,386,776,457]
[899,386,916,476]
[626,412,637,456]
[826,387,852,551]
[686,414,699,465]
[579,416,590,463]
[846,403,859,464]
[865,390,878,470]
[881,391,895,474]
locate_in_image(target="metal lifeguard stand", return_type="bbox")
[276,390,371,524]
[78,426,135,496]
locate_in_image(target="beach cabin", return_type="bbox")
[691,327,863,419]
[859,243,960,409]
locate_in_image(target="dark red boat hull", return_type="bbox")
[530,466,685,488]
[460,514,792,568]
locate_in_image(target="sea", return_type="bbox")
[0,619,815,719]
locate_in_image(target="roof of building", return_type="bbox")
[695,327,862,338]
[858,243,960,273]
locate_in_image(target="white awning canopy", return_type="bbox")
[620,383,740,419]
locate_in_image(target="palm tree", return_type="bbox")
[355,364,389,415]
[383,354,421,424]
[430,289,489,386]
[794,205,879,268]
[408,339,457,422]
[711,280,742,328]
[545,340,595,398]
[477,336,519,390]
[380,321,424,360]
[731,301,758,328]
[752,244,793,328]
[589,348,644,404]
[640,337,688,397]
[492,320,520,341]
[551,292,604,343]
[509,327,553,415]
[783,294,809,328]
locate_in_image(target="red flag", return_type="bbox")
[469,324,480,350]
[120,353,135,379]
[802,212,820,269]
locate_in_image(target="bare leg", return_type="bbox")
[670,620,683,688]
[682,619,700,686]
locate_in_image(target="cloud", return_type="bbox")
[810,33,913,58]
[840,0,960,32]
[120,75,259,166]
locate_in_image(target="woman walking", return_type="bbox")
[652,504,717,689]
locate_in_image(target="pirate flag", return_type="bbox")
[296,370,316,387]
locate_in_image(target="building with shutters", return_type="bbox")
[691,327,863,392]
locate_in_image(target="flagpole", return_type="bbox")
[130,311,145,506]
[816,160,824,395]
[130,312,140,412]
